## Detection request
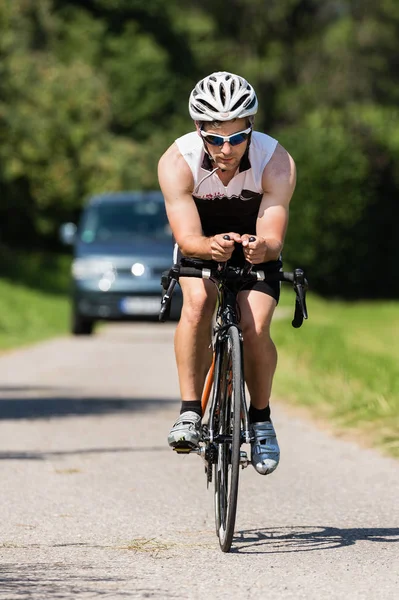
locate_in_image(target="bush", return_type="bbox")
[277,108,399,299]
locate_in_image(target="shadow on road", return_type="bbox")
[0,389,178,420]
[233,526,399,554]
[0,446,169,460]
[0,562,170,599]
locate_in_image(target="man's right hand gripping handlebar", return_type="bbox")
[209,232,242,262]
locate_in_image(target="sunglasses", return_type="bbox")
[200,127,252,147]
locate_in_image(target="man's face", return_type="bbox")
[202,117,250,172]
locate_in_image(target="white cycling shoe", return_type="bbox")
[251,421,280,475]
[167,411,202,449]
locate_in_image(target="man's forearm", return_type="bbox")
[263,238,283,262]
[178,234,213,259]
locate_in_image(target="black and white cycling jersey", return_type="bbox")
[174,130,278,237]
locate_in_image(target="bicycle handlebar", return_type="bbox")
[160,261,309,327]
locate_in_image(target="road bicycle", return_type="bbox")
[159,248,308,552]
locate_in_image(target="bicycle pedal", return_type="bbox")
[240,450,249,468]
[173,446,193,454]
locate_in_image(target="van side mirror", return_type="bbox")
[59,222,77,245]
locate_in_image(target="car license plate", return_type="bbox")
[120,297,161,315]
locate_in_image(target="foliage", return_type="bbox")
[0,245,71,294]
[278,106,399,297]
[1,0,399,297]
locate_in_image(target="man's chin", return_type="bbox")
[215,159,237,171]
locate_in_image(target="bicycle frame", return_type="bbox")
[201,280,252,447]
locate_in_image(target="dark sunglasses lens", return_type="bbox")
[205,135,224,146]
[230,132,249,146]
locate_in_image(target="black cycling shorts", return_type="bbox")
[173,243,282,304]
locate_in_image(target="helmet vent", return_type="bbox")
[231,93,250,111]
[198,99,219,112]
[220,83,227,104]
[245,97,257,110]
[190,102,205,114]
[208,82,216,99]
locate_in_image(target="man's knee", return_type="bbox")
[240,309,275,345]
[239,290,276,341]
[241,317,271,342]
[181,287,216,324]
[242,318,277,362]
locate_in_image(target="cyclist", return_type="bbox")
[158,71,296,475]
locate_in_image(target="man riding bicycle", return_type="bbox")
[158,71,296,475]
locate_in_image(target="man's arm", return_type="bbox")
[158,143,239,261]
[242,143,296,263]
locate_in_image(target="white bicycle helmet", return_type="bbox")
[189,71,258,122]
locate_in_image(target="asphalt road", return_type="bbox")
[0,323,398,599]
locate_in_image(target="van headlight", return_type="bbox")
[72,258,115,280]
[131,262,145,276]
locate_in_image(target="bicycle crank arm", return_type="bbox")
[243,429,253,444]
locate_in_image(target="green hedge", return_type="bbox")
[278,107,399,298]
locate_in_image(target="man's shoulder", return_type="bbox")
[250,131,295,175]
[159,131,201,167]
[251,130,278,150]
[261,143,296,191]
[158,142,190,170]
[158,140,195,188]
[175,131,202,154]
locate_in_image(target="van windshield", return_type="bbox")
[78,200,171,243]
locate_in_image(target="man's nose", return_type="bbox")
[221,141,232,155]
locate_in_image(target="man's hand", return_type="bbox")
[241,235,268,264]
[210,232,242,262]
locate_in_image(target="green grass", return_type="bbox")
[0,278,69,350]
[272,289,399,457]
[0,249,71,350]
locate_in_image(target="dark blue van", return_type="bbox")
[60,191,182,334]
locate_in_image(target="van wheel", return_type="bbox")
[72,311,95,335]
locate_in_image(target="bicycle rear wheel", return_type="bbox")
[214,325,243,552]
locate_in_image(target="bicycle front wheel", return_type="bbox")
[214,325,243,552]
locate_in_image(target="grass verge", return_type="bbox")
[0,250,70,350]
[272,289,399,458]
[0,278,69,351]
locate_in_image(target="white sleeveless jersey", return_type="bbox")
[174,130,278,236]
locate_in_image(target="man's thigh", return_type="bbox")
[237,289,277,331]
[179,277,218,308]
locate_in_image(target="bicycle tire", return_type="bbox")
[214,325,243,552]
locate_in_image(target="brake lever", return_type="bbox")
[159,266,180,322]
[241,236,257,276]
[292,268,309,327]
[159,278,177,322]
[296,284,308,320]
